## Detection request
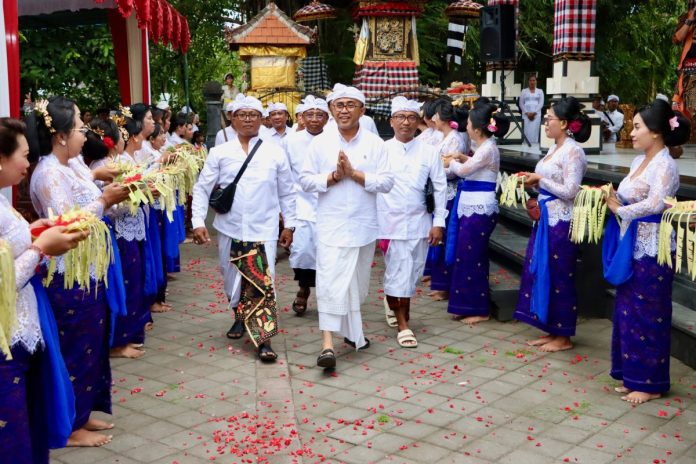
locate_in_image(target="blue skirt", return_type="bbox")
[447,213,498,317]
[514,220,580,337]
[611,255,673,393]
[113,237,148,346]
[425,197,455,291]
[45,275,112,430]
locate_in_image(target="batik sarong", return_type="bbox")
[513,220,580,336]
[229,240,278,347]
[611,255,673,394]
[448,213,498,317]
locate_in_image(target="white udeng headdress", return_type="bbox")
[391,96,421,116]
[326,83,366,104]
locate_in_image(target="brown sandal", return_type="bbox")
[292,288,310,316]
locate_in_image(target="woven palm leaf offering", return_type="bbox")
[569,183,612,244]
[116,167,170,215]
[32,208,113,292]
[658,198,696,280]
[499,172,529,208]
[0,240,17,360]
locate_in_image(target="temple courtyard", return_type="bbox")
[51,238,696,464]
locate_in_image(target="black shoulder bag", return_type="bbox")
[424,178,435,214]
[209,139,263,214]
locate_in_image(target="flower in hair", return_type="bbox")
[568,120,583,134]
[449,121,459,130]
[35,99,55,134]
[487,117,498,133]
[669,116,680,131]
[103,136,115,149]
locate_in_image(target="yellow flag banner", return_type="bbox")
[353,18,370,66]
[238,46,307,59]
[250,56,297,89]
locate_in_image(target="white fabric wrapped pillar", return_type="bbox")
[125,14,151,104]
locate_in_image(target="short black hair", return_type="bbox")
[169,114,188,134]
[0,117,26,159]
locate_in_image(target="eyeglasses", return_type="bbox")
[303,111,327,120]
[392,114,419,123]
[236,112,261,121]
[544,116,561,124]
[73,127,89,135]
[332,102,362,112]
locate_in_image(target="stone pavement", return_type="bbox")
[52,240,696,464]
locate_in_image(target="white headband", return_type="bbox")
[301,95,329,114]
[267,102,288,113]
[231,94,264,114]
[391,96,421,116]
[326,83,366,104]
[607,94,619,103]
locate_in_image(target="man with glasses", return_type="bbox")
[377,97,447,348]
[300,84,394,369]
[191,94,297,363]
[285,96,329,316]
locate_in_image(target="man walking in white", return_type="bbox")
[600,94,624,153]
[214,102,237,147]
[285,96,330,315]
[519,75,544,144]
[191,94,297,362]
[378,97,447,348]
[300,85,394,369]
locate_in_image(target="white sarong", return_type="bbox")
[316,241,375,349]
[383,238,428,298]
[218,234,277,309]
[288,219,316,270]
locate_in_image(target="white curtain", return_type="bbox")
[18,0,115,16]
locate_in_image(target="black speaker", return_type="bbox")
[480,5,516,62]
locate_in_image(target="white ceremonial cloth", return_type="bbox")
[519,87,544,144]
[377,137,447,239]
[288,219,316,270]
[383,238,428,298]
[316,242,374,349]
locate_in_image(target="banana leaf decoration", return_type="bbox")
[0,240,17,360]
[658,198,696,280]
[569,183,612,244]
[41,208,114,293]
[499,172,529,209]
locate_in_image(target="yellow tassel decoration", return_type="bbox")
[41,208,113,293]
[499,173,528,209]
[569,183,612,244]
[658,198,696,280]
[0,240,17,360]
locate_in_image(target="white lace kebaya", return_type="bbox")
[447,137,500,218]
[0,195,43,353]
[437,130,468,201]
[534,138,588,227]
[616,147,679,259]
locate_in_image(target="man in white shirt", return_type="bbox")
[377,97,447,348]
[292,104,306,132]
[600,94,624,153]
[299,85,394,369]
[519,75,544,144]
[215,102,237,147]
[285,96,329,316]
[191,94,297,362]
[260,102,294,146]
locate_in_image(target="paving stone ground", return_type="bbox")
[52,239,696,464]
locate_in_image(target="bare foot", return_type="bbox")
[151,302,171,313]
[538,337,573,352]
[621,391,661,404]
[67,428,112,447]
[167,274,177,281]
[110,345,145,359]
[84,418,114,431]
[614,386,631,394]
[421,276,431,283]
[144,322,154,331]
[431,291,449,301]
[461,315,490,326]
[427,290,437,297]
[527,335,555,347]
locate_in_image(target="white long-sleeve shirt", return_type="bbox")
[215,126,237,147]
[600,109,624,143]
[286,129,321,222]
[191,136,297,242]
[326,115,379,135]
[377,137,447,239]
[519,88,544,116]
[448,138,500,218]
[300,126,394,247]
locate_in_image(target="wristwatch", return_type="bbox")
[285,227,296,233]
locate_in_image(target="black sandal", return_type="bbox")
[257,343,278,363]
[292,289,310,316]
[317,348,336,368]
[343,337,370,350]
[226,319,244,339]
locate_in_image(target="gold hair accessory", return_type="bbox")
[35,100,55,134]
[91,126,105,139]
[119,105,132,119]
